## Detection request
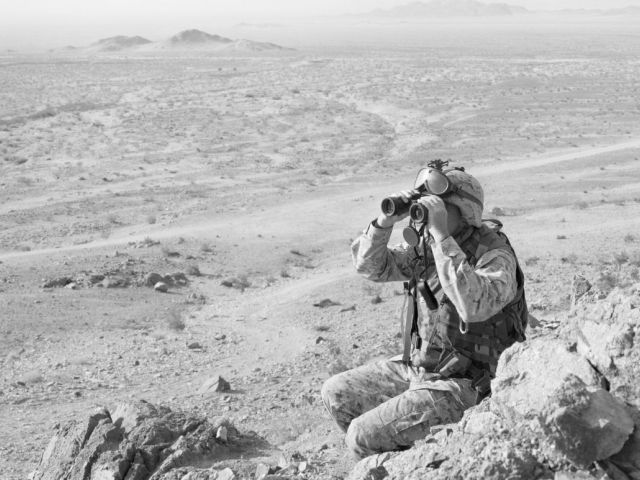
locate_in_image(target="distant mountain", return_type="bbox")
[602,5,640,15]
[148,29,290,52]
[74,29,290,55]
[365,0,529,17]
[90,35,151,52]
[168,29,232,46]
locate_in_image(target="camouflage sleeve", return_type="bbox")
[351,221,416,282]
[431,236,517,323]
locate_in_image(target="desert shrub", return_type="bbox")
[106,214,118,224]
[280,269,291,278]
[596,271,618,294]
[524,256,540,266]
[146,215,157,225]
[613,251,629,267]
[200,242,214,253]
[161,246,180,257]
[629,252,640,268]
[624,234,636,243]
[574,201,589,210]
[166,308,185,331]
[16,176,33,186]
[185,264,201,276]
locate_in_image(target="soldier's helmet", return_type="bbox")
[444,169,484,228]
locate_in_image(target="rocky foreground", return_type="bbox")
[31,277,640,480]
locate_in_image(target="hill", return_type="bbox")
[89,35,151,52]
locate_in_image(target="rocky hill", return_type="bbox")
[89,35,152,52]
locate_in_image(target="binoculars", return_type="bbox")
[380,194,429,223]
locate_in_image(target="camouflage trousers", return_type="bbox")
[321,356,477,458]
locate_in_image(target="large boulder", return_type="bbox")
[569,286,640,404]
[31,400,237,480]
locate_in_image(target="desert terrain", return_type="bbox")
[2,20,640,479]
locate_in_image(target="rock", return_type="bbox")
[154,281,169,293]
[492,338,602,417]
[198,376,231,394]
[169,272,188,286]
[569,287,640,403]
[144,272,164,287]
[215,468,235,480]
[370,295,383,304]
[64,282,78,290]
[539,374,634,465]
[89,274,105,284]
[103,276,129,288]
[571,274,592,306]
[216,426,227,442]
[340,305,357,312]
[313,298,341,308]
[41,277,73,288]
[187,341,203,350]
[255,463,270,480]
[33,401,237,480]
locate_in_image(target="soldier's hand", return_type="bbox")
[376,189,417,228]
[416,195,449,241]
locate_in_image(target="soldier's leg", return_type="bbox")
[345,382,476,458]
[321,358,410,432]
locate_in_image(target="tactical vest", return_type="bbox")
[418,221,527,378]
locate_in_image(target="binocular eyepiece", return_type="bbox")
[380,194,429,223]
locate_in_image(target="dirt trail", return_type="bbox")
[3,136,639,263]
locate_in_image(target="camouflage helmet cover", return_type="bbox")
[442,169,484,228]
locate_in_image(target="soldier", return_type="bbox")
[321,162,527,458]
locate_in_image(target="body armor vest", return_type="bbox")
[417,222,527,378]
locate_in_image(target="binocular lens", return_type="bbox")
[409,203,428,223]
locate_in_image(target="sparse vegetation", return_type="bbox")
[166,308,186,331]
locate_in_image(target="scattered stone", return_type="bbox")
[340,305,357,312]
[315,336,325,344]
[571,274,592,306]
[198,376,231,394]
[216,426,228,442]
[88,274,105,284]
[255,463,271,480]
[371,295,383,304]
[154,281,169,293]
[41,277,73,288]
[143,272,163,287]
[215,468,236,480]
[214,333,226,341]
[102,276,129,288]
[313,298,341,308]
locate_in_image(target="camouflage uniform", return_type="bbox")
[321,178,518,457]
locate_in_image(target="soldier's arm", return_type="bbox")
[431,237,517,323]
[351,221,415,282]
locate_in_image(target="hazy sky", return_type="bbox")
[2,0,639,49]
[4,0,640,21]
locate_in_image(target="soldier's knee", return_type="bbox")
[345,417,375,458]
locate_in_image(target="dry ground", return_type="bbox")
[2,25,640,479]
